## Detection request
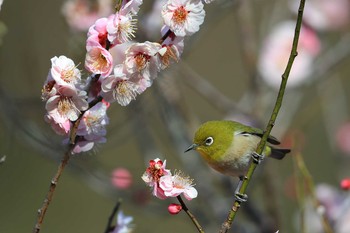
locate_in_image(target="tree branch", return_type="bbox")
[219,0,306,232]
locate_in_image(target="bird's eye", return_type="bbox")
[205,137,214,146]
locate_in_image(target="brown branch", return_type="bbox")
[32,145,73,233]
[177,196,204,233]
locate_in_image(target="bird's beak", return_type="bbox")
[184,144,198,153]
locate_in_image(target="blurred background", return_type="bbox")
[1,0,350,232]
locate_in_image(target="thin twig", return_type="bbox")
[177,196,204,233]
[219,0,306,232]
[32,145,73,233]
[295,153,334,233]
[104,199,122,233]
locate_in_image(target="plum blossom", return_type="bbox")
[50,55,81,87]
[101,65,140,106]
[159,170,198,200]
[68,101,109,154]
[77,101,109,136]
[159,26,184,69]
[46,85,88,123]
[87,17,110,48]
[124,41,162,90]
[111,211,134,233]
[61,0,113,32]
[162,0,205,37]
[142,158,171,199]
[107,12,137,45]
[142,158,198,200]
[44,114,71,135]
[258,21,321,89]
[118,0,143,15]
[85,39,114,77]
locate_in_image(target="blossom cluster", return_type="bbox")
[141,158,198,201]
[42,0,210,153]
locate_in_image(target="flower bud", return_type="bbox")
[168,203,182,215]
[340,178,350,190]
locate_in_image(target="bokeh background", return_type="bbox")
[1,0,350,232]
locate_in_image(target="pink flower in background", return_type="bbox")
[162,0,205,37]
[289,0,350,31]
[62,0,113,32]
[258,21,321,89]
[101,65,140,106]
[46,85,88,123]
[85,40,114,77]
[111,168,133,189]
[124,41,162,81]
[106,12,137,45]
[142,0,166,40]
[50,55,81,87]
[159,170,198,200]
[142,158,171,199]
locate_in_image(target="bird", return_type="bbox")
[185,120,291,201]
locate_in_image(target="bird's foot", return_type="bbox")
[235,192,248,203]
[252,152,264,164]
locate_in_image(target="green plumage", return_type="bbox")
[187,120,291,177]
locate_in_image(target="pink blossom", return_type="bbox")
[159,26,184,69]
[168,203,182,215]
[41,78,57,101]
[62,0,113,32]
[44,114,71,135]
[50,55,81,87]
[258,21,321,89]
[162,0,205,37]
[77,101,109,137]
[124,41,162,85]
[141,158,171,199]
[106,12,137,45]
[46,85,88,123]
[87,17,110,48]
[85,40,114,77]
[101,65,140,106]
[119,0,143,15]
[159,170,198,200]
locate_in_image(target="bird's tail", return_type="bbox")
[269,148,291,160]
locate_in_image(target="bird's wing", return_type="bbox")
[237,131,281,145]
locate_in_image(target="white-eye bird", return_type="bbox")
[185,120,291,179]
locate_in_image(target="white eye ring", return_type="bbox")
[205,137,214,146]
